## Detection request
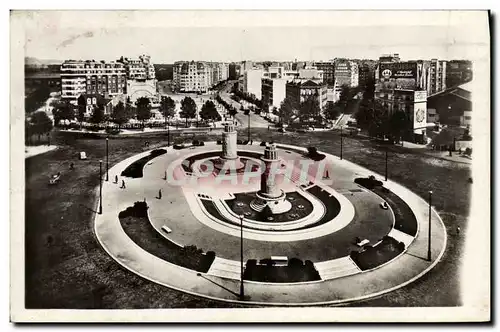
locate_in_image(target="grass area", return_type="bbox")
[25,128,471,307]
[243,259,321,283]
[118,201,215,273]
[350,236,406,271]
[120,149,167,178]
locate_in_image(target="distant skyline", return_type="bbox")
[22,11,488,63]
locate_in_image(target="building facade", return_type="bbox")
[285,79,328,112]
[446,60,473,88]
[243,69,264,99]
[77,93,113,116]
[429,59,447,95]
[60,60,126,104]
[172,61,229,93]
[261,78,288,111]
[334,60,359,88]
[313,61,335,86]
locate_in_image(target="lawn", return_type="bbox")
[24,128,471,307]
[119,201,215,273]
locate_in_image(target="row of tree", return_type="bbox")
[53,95,226,131]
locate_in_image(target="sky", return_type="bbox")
[19,11,489,63]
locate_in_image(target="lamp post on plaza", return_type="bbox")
[105,138,109,181]
[340,126,343,160]
[99,160,103,215]
[247,112,251,142]
[427,190,433,261]
[167,116,171,147]
[385,148,388,181]
[239,214,245,300]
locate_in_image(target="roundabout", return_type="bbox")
[94,124,447,306]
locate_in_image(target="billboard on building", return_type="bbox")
[379,62,417,79]
[378,62,419,91]
[413,90,427,134]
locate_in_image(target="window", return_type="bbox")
[87,98,91,104]
[92,97,97,105]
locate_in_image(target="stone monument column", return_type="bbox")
[250,143,292,215]
[259,143,282,199]
[222,122,238,160]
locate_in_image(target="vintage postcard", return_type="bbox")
[10,10,490,322]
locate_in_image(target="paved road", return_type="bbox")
[219,82,270,128]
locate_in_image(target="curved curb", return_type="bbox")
[94,141,448,306]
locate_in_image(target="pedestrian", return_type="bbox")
[456,226,461,235]
[69,162,74,170]
[115,175,118,184]
[121,179,126,189]
[158,189,162,199]
[250,139,253,145]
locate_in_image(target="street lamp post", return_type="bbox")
[247,113,251,142]
[239,214,245,300]
[385,148,388,181]
[105,138,109,181]
[167,116,171,147]
[99,160,103,215]
[340,126,343,160]
[427,190,433,261]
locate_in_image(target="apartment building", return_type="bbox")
[446,60,472,88]
[429,59,447,95]
[285,79,328,112]
[313,61,335,86]
[173,61,229,93]
[261,78,288,111]
[60,60,126,104]
[334,60,359,88]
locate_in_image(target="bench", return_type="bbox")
[161,225,172,234]
[356,239,370,247]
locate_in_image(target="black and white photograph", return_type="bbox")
[10,10,490,322]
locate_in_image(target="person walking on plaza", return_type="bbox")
[456,226,461,235]
[121,179,126,189]
[115,175,118,184]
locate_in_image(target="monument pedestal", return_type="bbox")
[250,189,292,214]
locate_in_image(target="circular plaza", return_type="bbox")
[94,124,447,306]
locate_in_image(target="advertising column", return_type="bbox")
[413,90,428,138]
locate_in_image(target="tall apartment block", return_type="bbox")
[313,61,335,86]
[172,61,229,93]
[429,59,447,95]
[60,60,126,104]
[334,60,359,88]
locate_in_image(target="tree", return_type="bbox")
[110,101,132,131]
[279,97,297,125]
[299,95,321,122]
[160,96,176,127]
[136,97,152,129]
[387,110,411,143]
[90,104,105,124]
[355,99,389,138]
[180,97,197,127]
[52,100,75,126]
[30,111,53,142]
[200,100,221,121]
[77,97,86,128]
[323,101,342,122]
